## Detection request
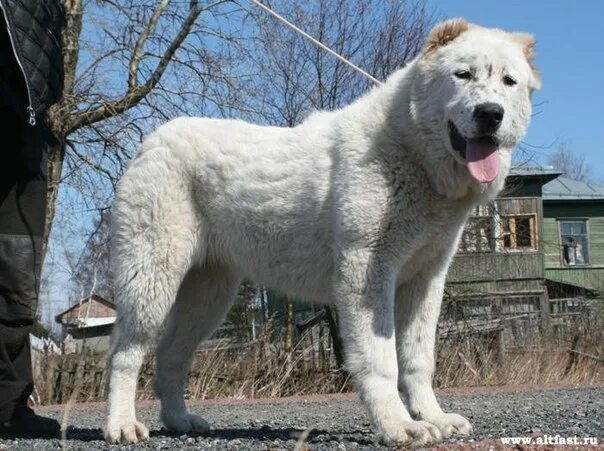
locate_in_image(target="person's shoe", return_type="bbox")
[0,406,60,438]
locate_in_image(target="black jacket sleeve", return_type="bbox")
[0,0,65,118]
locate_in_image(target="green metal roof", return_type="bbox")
[543,176,604,200]
[506,166,604,200]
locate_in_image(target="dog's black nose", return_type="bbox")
[473,102,504,133]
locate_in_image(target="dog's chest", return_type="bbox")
[392,195,471,282]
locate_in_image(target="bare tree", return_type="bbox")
[242,0,433,123]
[70,209,114,301]
[547,139,594,182]
[44,0,246,250]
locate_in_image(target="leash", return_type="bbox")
[245,0,383,86]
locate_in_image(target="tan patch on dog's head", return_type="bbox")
[512,32,541,89]
[425,18,469,53]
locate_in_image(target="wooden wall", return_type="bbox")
[542,201,604,292]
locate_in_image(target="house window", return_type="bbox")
[459,204,494,252]
[560,220,590,266]
[498,215,537,251]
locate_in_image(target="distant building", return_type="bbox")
[30,334,61,354]
[445,167,561,329]
[55,295,116,354]
[542,176,604,294]
[445,168,603,337]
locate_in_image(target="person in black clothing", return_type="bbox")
[0,0,65,438]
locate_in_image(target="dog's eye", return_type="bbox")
[454,70,472,80]
[503,75,517,86]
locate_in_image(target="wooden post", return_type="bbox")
[325,306,345,368]
[539,289,550,332]
[285,301,294,357]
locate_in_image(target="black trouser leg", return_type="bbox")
[0,107,47,422]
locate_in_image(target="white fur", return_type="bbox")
[104,21,538,446]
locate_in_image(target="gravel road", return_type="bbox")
[1,385,602,450]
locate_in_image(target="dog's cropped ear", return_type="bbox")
[512,32,542,90]
[425,18,469,53]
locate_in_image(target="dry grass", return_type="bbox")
[435,326,602,388]
[34,315,602,406]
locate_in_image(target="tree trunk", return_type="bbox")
[42,0,80,255]
[44,139,66,253]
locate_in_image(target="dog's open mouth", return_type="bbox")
[448,121,501,183]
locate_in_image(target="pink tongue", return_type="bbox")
[466,139,500,183]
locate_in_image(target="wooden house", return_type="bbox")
[55,295,116,353]
[542,176,604,294]
[445,167,603,335]
[444,167,561,327]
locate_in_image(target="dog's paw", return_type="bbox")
[380,420,438,448]
[424,413,472,438]
[162,411,210,435]
[417,420,443,441]
[104,420,149,444]
[188,414,211,433]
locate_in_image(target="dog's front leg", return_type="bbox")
[336,249,440,447]
[395,265,473,439]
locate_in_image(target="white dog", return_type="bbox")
[104,19,540,446]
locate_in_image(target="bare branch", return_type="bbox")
[68,0,201,134]
[546,139,594,183]
[129,0,170,90]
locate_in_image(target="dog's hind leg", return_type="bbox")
[104,157,202,444]
[104,237,199,443]
[154,265,240,434]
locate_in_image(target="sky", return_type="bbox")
[434,0,604,181]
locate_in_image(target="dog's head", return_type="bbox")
[410,19,540,198]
